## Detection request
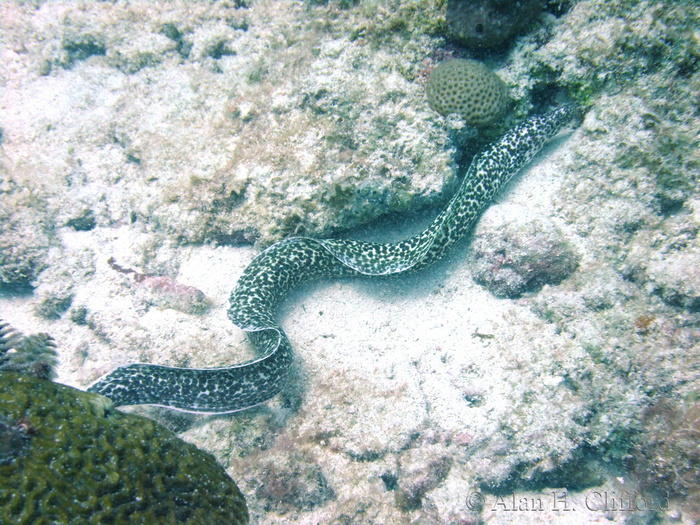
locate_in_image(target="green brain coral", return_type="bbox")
[0,372,248,525]
[426,58,509,126]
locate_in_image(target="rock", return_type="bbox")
[470,214,579,298]
[446,0,546,50]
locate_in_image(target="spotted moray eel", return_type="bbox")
[88,105,580,413]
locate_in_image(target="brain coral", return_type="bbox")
[446,0,546,49]
[426,59,508,126]
[0,371,249,524]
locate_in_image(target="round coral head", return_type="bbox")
[426,59,509,126]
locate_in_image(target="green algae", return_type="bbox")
[0,372,248,525]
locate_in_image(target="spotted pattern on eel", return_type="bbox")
[88,105,580,413]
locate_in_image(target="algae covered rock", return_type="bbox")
[0,372,248,525]
[0,198,52,287]
[446,0,546,50]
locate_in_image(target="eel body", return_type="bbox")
[88,105,579,413]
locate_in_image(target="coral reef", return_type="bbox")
[29,245,96,321]
[0,371,248,524]
[446,0,546,50]
[523,1,700,108]
[470,215,579,298]
[57,33,107,70]
[426,58,509,126]
[0,0,454,248]
[1,0,699,523]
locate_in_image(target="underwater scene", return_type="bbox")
[1,1,699,523]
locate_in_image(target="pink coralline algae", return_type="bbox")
[108,258,209,315]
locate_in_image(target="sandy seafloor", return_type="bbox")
[1,1,700,524]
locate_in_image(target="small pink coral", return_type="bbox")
[454,432,474,446]
[140,275,209,314]
[108,258,209,315]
